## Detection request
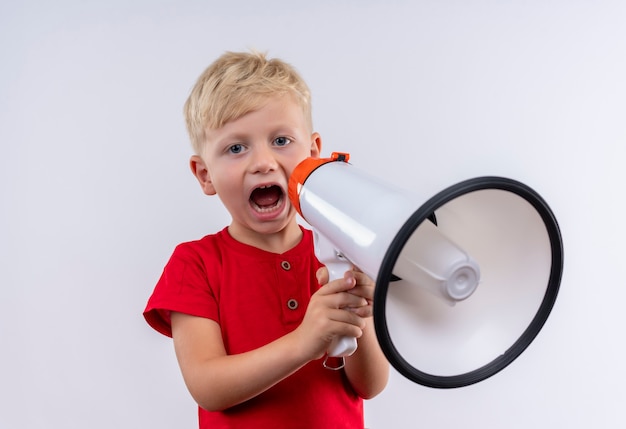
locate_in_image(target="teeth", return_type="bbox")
[250,184,283,214]
[252,195,283,212]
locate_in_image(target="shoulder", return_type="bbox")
[143,229,229,337]
[169,228,229,263]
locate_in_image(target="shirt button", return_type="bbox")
[281,261,291,271]
[287,299,299,310]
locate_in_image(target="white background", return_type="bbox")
[1,1,625,428]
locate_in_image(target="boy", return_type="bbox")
[144,51,389,428]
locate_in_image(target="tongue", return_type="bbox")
[251,186,281,208]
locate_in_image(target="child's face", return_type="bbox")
[191,95,321,243]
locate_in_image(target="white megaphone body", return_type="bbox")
[288,152,563,388]
[289,153,481,357]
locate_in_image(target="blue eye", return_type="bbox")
[274,137,291,147]
[229,144,243,154]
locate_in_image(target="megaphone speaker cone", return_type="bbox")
[374,177,563,388]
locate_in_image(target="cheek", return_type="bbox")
[284,163,300,181]
[209,166,237,193]
[287,146,315,172]
[215,176,238,195]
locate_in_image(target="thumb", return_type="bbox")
[316,266,329,285]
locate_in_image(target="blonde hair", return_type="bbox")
[184,51,313,154]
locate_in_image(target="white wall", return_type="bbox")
[1,1,625,427]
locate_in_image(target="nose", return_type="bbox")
[249,145,278,174]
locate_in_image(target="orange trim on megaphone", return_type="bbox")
[288,152,350,217]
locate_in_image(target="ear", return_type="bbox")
[310,132,322,158]
[189,155,217,196]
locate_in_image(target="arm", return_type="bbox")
[344,316,389,399]
[170,275,369,411]
[317,268,390,399]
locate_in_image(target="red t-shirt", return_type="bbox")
[144,227,364,428]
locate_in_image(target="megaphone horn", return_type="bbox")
[288,152,563,388]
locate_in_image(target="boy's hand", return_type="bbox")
[316,267,374,318]
[343,268,374,318]
[293,268,368,361]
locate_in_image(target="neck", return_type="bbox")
[228,222,303,254]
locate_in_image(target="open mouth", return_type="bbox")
[249,185,284,213]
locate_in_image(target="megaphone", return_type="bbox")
[288,152,563,388]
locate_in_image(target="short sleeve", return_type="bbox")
[143,243,219,337]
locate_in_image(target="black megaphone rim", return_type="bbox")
[373,176,564,388]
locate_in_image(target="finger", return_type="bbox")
[347,285,374,302]
[311,278,367,308]
[316,266,329,285]
[345,272,375,301]
[328,308,366,335]
[346,305,373,318]
[318,275,357,296]
[328,290,368,309]
[350,269,374,287]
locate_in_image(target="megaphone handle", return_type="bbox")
[313,231,359,358]
[319,260,359,358]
